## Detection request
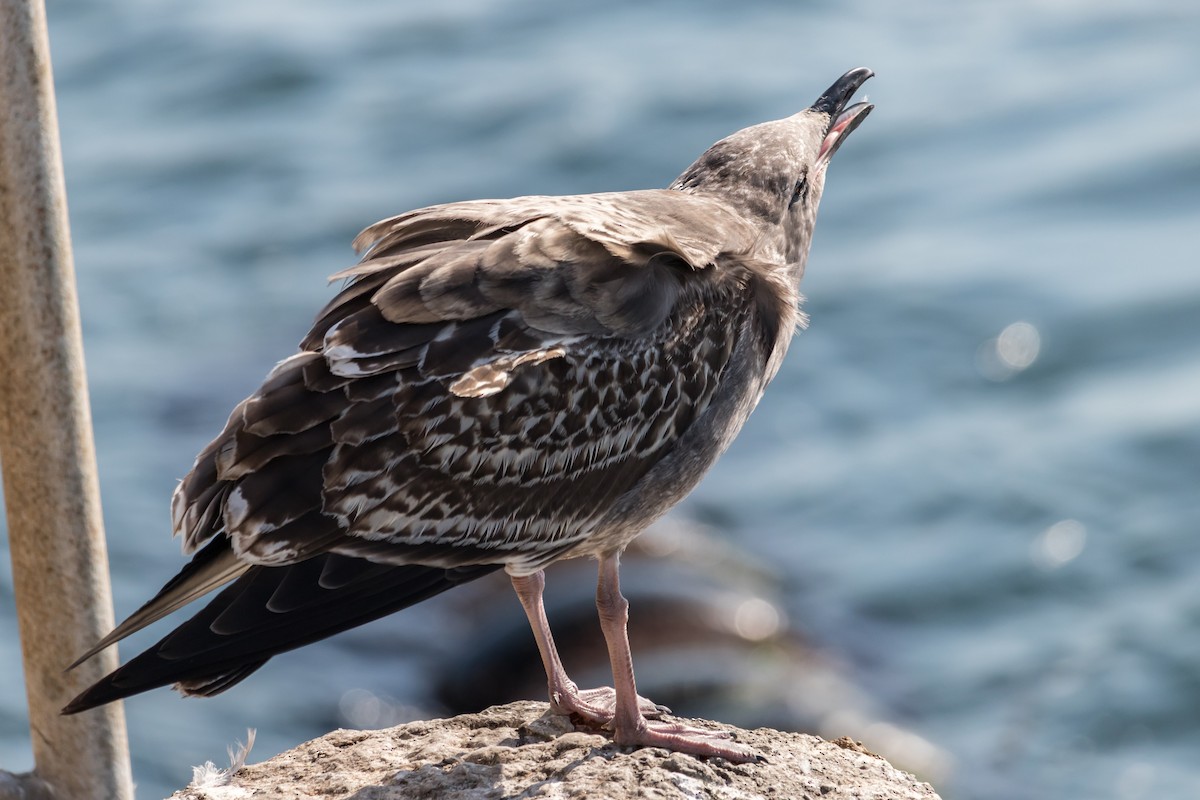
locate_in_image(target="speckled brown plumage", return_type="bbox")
[65,69,874,759]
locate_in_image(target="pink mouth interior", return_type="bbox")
[818,106,864,162]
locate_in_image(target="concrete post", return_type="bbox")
[0,1,135,798]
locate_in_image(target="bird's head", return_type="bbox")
[671,67,873,269]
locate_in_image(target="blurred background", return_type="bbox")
[2,0,1198,797]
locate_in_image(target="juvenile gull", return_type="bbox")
[65,68,874,762]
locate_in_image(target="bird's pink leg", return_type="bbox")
[594,551,762,762]
[511,570,663,724]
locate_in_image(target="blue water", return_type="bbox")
[2,0,1199,797]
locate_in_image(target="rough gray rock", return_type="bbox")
[169,701,941,800]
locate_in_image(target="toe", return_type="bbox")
[555,687,668,723]
[613,719,760,763]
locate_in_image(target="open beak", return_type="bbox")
[813,67,874,165]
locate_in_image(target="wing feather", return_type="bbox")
[68,187,787,712]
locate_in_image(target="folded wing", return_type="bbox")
[65,189,777,711]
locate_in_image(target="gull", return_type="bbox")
[65,67,874,762]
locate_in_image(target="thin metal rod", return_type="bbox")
[0,1,134,798]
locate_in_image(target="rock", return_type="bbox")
[168,702,941,800]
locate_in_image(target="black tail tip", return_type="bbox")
[61,680,121,716]
[61,697,94,716]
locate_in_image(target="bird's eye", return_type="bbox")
[788,174,809,209]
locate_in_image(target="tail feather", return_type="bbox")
[62,555,500,714]
[65,536,248,670]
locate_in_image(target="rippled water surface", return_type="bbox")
[2,1,1198,797]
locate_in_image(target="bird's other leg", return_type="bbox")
[595,551,762,763]
[510,569,664,725]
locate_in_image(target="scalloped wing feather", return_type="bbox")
[169,189,780,589]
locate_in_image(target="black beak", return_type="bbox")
[813,68,874,165]
[811,67,874,118]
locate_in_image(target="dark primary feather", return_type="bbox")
[65,127,811,713]
[62,555,499,713]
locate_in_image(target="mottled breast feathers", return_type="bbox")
[170,190,796,573]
